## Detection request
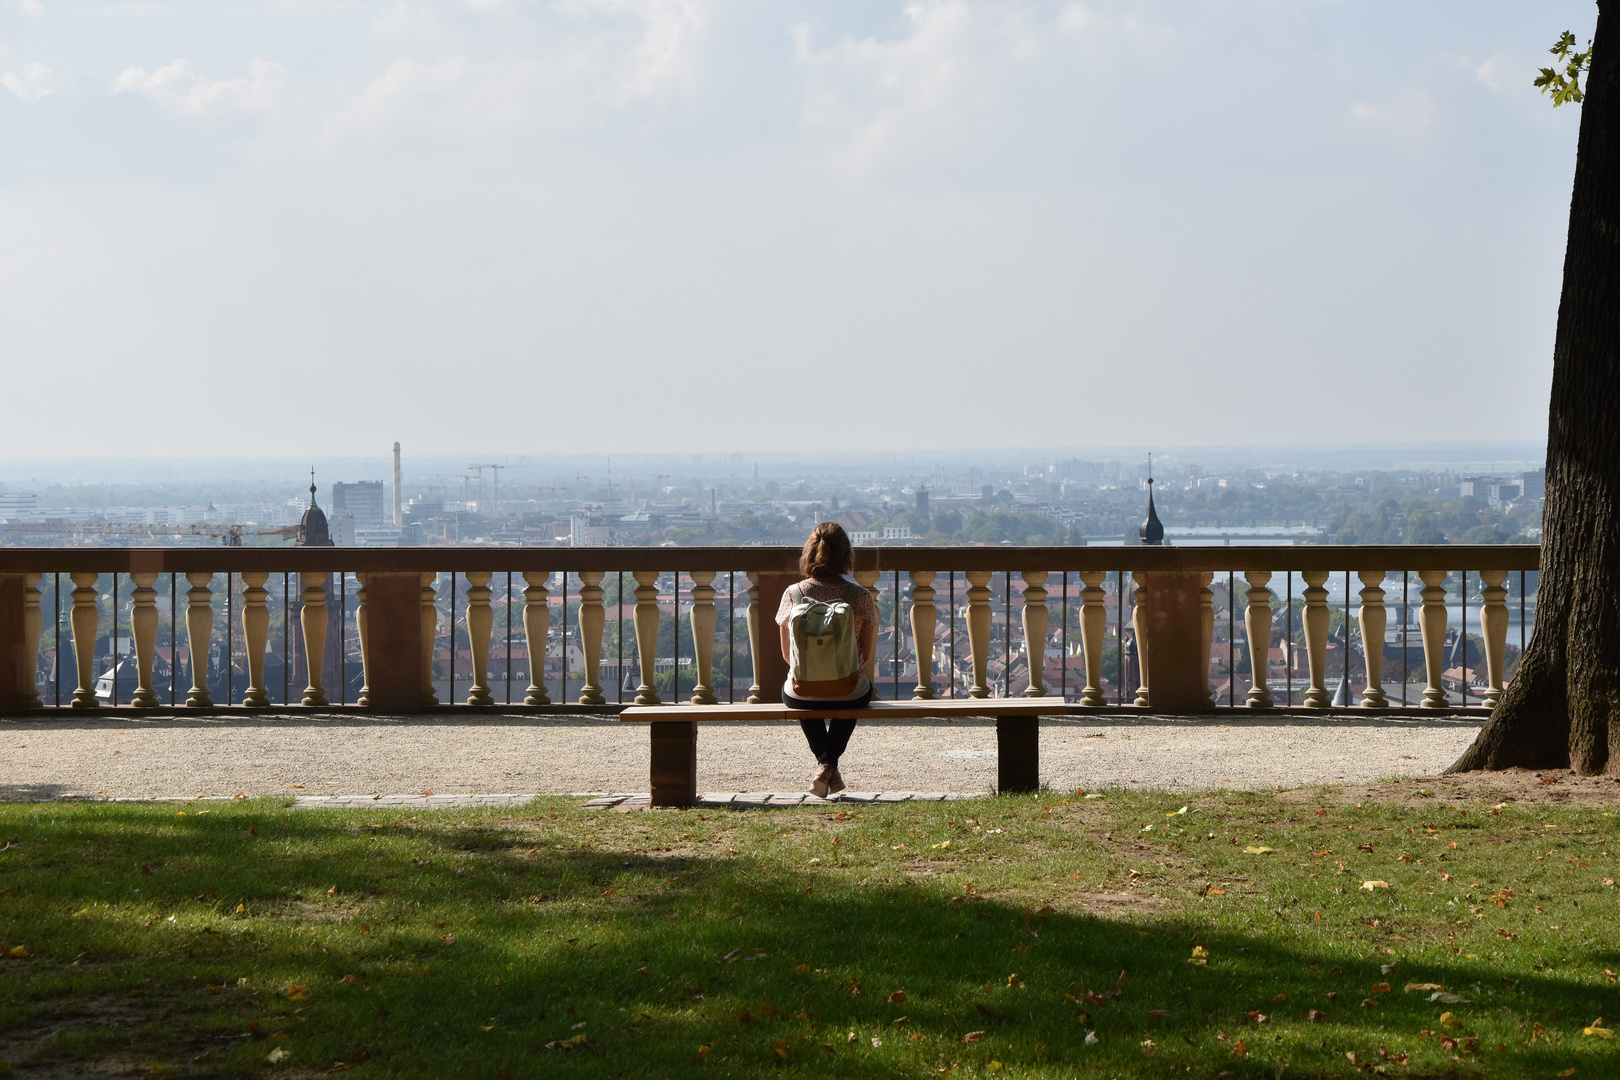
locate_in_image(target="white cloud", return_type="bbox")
[111,57,290,117]
[3,60,51,103]
[794,0,989,175]
[327,0,709,139]
[1350,87,1435,131]
[10,0,43,19]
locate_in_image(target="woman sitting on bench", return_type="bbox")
[777,522,879,797]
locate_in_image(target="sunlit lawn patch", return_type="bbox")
[1,788,1617,1077]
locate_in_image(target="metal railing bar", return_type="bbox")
[673,572,680,704]
[281,572,288,706]
[175,573,182,707]
[1344,568,1351,705]
[1116,570,1123,706]
[1285,572,1293,707]
[337,572,344,707]
[449,571,457,705]
[1060,571,1068,703]
[893,570,901,701]
[1519,568,1526,667]
[1401,571,1409,706]
[52,573,60,707]
[111,573,118,707]
[1229,570,1236,707]
[1004,570,1011,698]
[227,572,235,707]
[617,571,624,705]
[1459,570,1466,706]
[727,570,735,704]
[558,571,566,704]
[948,571,956,699]
[505,571,513,706]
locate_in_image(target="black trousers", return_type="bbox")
[784,686,871,770]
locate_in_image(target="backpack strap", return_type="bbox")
[843,581,865,605]
[787,584,804,606]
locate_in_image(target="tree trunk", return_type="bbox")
[1450,0,1620,774]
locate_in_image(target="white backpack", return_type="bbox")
[786,583,862,683]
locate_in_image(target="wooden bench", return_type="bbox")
[618,699,1056,806]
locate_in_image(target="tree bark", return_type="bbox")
[1450,0,1620,774]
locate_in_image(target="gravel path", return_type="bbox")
[0,712,1483,800]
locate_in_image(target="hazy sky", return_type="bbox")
[0,1,1597,458]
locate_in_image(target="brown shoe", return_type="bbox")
[825,768,847,795]
[809,766,831,799]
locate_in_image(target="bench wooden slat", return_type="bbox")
[621,699,1055,723]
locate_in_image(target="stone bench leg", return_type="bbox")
[650,721,697,807]
[997,715,1039,794]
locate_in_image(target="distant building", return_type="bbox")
[915,487,929,518]
[1459,476,1522,510]
[329,508,356,546]
[0,491,38,517]
[882,525,912,540]
[570,515,612,547]
[1521,467,1545,501]
[332,481,386,528]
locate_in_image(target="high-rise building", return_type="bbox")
[332,481,385,528]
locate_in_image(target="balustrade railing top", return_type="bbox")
[0,545,1538,716]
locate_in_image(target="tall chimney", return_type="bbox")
[392,442,403,526]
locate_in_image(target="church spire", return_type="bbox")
[1139,453,1164,546]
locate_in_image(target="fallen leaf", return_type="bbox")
[1244,846,1275,855]
[1429,992,1471,1004]
[1439,1011,1462,1028]
[1189,946,1209,966]
[1370,983,1392,995]
[1557,1069,1577,1077]
[291,784,303,789]
[1583,1026,1613,1040]
[888,991,906,1004]
[266,1048,288,1063]
[1246,1011,1268,1024]
[1084,1030,1098,1045]
[7,945,29,959]
[1272,993,1287,1002]
[1405,983,1445,993]
[1232,1037,1247,1057]
[963,1031,984,1044]
[697,1044,711,1059]
[1206,887,1226,895]
[1147,1010,1169,1019]
[1307,1009,1326,1022]
[772,1039,789,1058]
[1361,880,1390,891]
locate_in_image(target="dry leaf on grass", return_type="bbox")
[1360,880,1390,891]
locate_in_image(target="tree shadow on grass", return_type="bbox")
[0,806,1613,1078]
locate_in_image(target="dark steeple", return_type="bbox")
[297,468,333,547]
[1139,453,1164,546]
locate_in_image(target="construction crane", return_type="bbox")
[468,464,504,513]
[652,474,671,501]
[573,473,590,502]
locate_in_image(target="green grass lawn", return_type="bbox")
[1,788,1618,1078]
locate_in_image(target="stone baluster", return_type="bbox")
[576,571,607,705]
[1242,571,1274,708]
[520,571,552,705]
[68,572,100,708]
[300,572,328,707]
[1299,570,1331,708]
[745,572,763,704]
[631,570,662,705]
[853,570,883,688]
[421,574,439,706]
[1479,570,1510,707]
[184,572,215,708]
[964,570,993,698]
[1357,570,1389,708]
[128,572,161,708]
[239,571,272,707]
[1076,570,1108,706]
[1131,572,1150,707]
[1417,569,1449,708]
[353,574,370,708]
[464,571,494,706]
[1021,570,1049,697]
[908,571,937,700]
[688,571,719,704]
[22,574,42,707]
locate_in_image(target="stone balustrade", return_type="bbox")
[0,546,1538,714]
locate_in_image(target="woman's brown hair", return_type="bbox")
[800,521,854,581]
